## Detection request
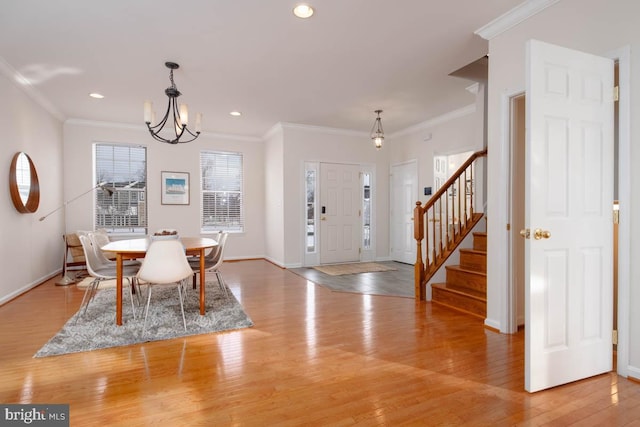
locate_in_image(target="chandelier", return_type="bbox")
[144,62,202,144]
[370,109,384,149]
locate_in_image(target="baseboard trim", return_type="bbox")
[484,318,501,332]
[0,270,61,307]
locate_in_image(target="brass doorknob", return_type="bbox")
[321,216,326,221]
[519,229,530,239]
[534,228,551,240]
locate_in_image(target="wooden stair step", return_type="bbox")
[431,283,486,318]
[445,265,486,293]
[459,248,486,273]
[472,232,487,251]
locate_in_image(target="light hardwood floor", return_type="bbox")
[1,260,638,426]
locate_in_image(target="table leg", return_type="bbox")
[199,248,205,315]
[116,253,123,326]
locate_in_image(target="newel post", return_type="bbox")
[414,201,425,301]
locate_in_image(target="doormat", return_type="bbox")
[312,262,397,276]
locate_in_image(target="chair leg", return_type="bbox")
[75,278,99,323]
[215,271,229,298]
[177,280,187,331]
[142,286,153,334]
[125,278,137,320]
[83,279,100,315]
[192,273,197,290]
[131,277,142,306]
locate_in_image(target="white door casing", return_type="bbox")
[525,40,614,392]
[390,161,418,264]
[320,163,361,264]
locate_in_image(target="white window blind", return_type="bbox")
[200,151,243,232]
[94,143,147,234]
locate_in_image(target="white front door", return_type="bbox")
[390,161,417,264]
[525,40,614,392]
[320,163,361,264]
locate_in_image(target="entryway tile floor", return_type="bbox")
[289,261,414,298]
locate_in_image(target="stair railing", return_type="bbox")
[414,149,487,300]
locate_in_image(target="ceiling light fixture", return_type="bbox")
[230,111,242,117]
[144,62,202,144]
[370,109,384,150]
[89,93,104,99]
[293,4,314,18]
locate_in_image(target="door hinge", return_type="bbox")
[506,223,511,231]
[613,330,618,345]
[359,247,362,254]
[614,85,620,102]
[613,206,619,224]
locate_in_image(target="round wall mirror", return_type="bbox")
[9,152,40,213]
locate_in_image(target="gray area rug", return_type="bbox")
[35,280,253,357]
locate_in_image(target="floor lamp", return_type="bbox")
[39,183,115,286]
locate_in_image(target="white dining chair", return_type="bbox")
[77,235,140,321]
[189,232,229,297]
[87,231,141,269]
[136,239,194,334]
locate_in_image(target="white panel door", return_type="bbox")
[320,163,361,264]
[390,161,417,264]
[525,40,614,392]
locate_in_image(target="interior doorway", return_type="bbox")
[390,160,417,264]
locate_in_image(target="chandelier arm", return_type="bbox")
[171,97,186,140]
[144,61,201,144]
[148,98,172,132]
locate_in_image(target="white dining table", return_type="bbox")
[102,236,218,326]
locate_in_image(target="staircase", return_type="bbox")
[413,149,487,303]
[430,231,486,318]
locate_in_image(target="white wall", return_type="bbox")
[389,105,482,209]
[263,125,285,266]
[485,0,640,376]
[63,121,266,261]
[0,72,64,304]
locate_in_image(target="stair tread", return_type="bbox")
[459,248,486,255]
[445,265,486,276]
[432,282,486,300]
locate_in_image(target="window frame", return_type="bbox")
[200,150,244,234]
[93,142,148,235]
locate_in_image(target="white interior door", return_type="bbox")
[525,40,614,392]
[390,161,417,264]
[320,163,361,264]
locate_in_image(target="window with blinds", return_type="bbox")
[200,151,243,232]
[94,143,147,234]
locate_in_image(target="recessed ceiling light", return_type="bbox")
[89,93,104,99]
[293,4,314,19]
[230,111,242,117]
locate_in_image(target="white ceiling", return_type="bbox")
[0,0,523,138]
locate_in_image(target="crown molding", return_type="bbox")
[389,103,476,139]
[466,82,480,95]
[65,118,262,142]
[475,0,562,40]
[0,55,66,121]
[262,122,284,140]
[278,122,368,138]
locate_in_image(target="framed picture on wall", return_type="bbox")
[161,171,189,205]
